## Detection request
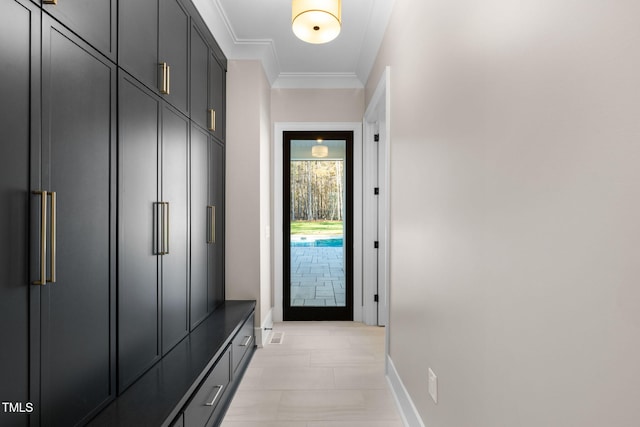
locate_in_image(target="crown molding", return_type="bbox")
[273,72,364,89]
[192,0,394,89]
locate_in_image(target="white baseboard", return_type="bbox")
[386,356,426,427]
[255,308,274,348]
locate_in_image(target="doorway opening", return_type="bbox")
[283,131,354,320]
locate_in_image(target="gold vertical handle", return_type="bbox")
[48,192,57,283]
[211,205,216,244]
[157,202,169,255]
[159,62,170,94]
[207,205,216,244]
[163,202,170,255]
[167,65,171,94]
[155,202,163,255]
[208,109,216,132]
[33,191,47,285]
[206,206,211,244]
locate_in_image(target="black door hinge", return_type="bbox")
[374,294,379,302]
[374,187,379,195]
[374,134,380,142]
[374,241,379,249]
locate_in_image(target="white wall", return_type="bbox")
[270,88,365,322]
[226,60,272,332]
[367,1,640,426]
[272,88,364,123]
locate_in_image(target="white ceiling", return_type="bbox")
[191,0,395,88]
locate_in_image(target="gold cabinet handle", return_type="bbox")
[155,202,163,255]
[159,62,170,94]
[43,0,57,4]
[240,336,253,347]
[33,191,48,285]
[156,202,170,255]
[163,202,170,255]
[206,205,216,244]
[206,206,212,243]
[208,109,216,132]
[204,385,224,407]
[48,192,57,283]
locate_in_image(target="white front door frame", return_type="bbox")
[363,67,391,326]
[273,122,363,323]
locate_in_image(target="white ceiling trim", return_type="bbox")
[273,72,363,89]
[192,0,395,89]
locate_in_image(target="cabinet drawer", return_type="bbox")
[184,348,230,427]
[232,314,254,373]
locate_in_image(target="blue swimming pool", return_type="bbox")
[291,237,343,247]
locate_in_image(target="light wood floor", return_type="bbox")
[220,321,403,427]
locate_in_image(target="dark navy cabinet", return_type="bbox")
[190,22,227,142]
[42,0,117,62]
[190,126,225,330]
[39,15,117,427]
[118,74,190,393]
[0,1,39,426]
[0,0,233,425]
[120,0,190,115]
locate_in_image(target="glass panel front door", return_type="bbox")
[283,131,353,320]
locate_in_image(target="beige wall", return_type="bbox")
[226,60,272,327]
[271,88,364,123]
[368,1,640,426]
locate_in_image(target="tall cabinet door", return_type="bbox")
[190,125,210,329]
[118,74,162,393]
[160,104,190,353]
[120,0,189,115]
[159,0,190,115]
[209,141,225,311]
[209,55,226,142]
[0,1,39,426]
[42,0,116,61]
[190,24,210,132]
[119,0,158,88]
[40,16,116,426]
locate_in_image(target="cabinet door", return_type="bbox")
[161,105,189,353]
[119,0,158,90]
[208,141,225,311]
[118,74,162,393]
[190,24,209,131]
[0,1,39,426]
[43,0,116,61]
[190,124,210,329]
[209,55,225,142]
[40,17,116,426]
[160,0,190,115]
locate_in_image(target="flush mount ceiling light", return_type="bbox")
[311,141,329,157]
[292,0,342,44]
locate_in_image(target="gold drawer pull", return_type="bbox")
[240,336,253,347]
[43,0,57,4]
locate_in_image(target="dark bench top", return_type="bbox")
[88,300,256,427]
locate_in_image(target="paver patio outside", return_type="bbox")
[290,246,345,307]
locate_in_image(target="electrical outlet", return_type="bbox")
[428,368,438,404]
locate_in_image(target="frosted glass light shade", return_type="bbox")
[292,0,341,44]
[311,144,329,157]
